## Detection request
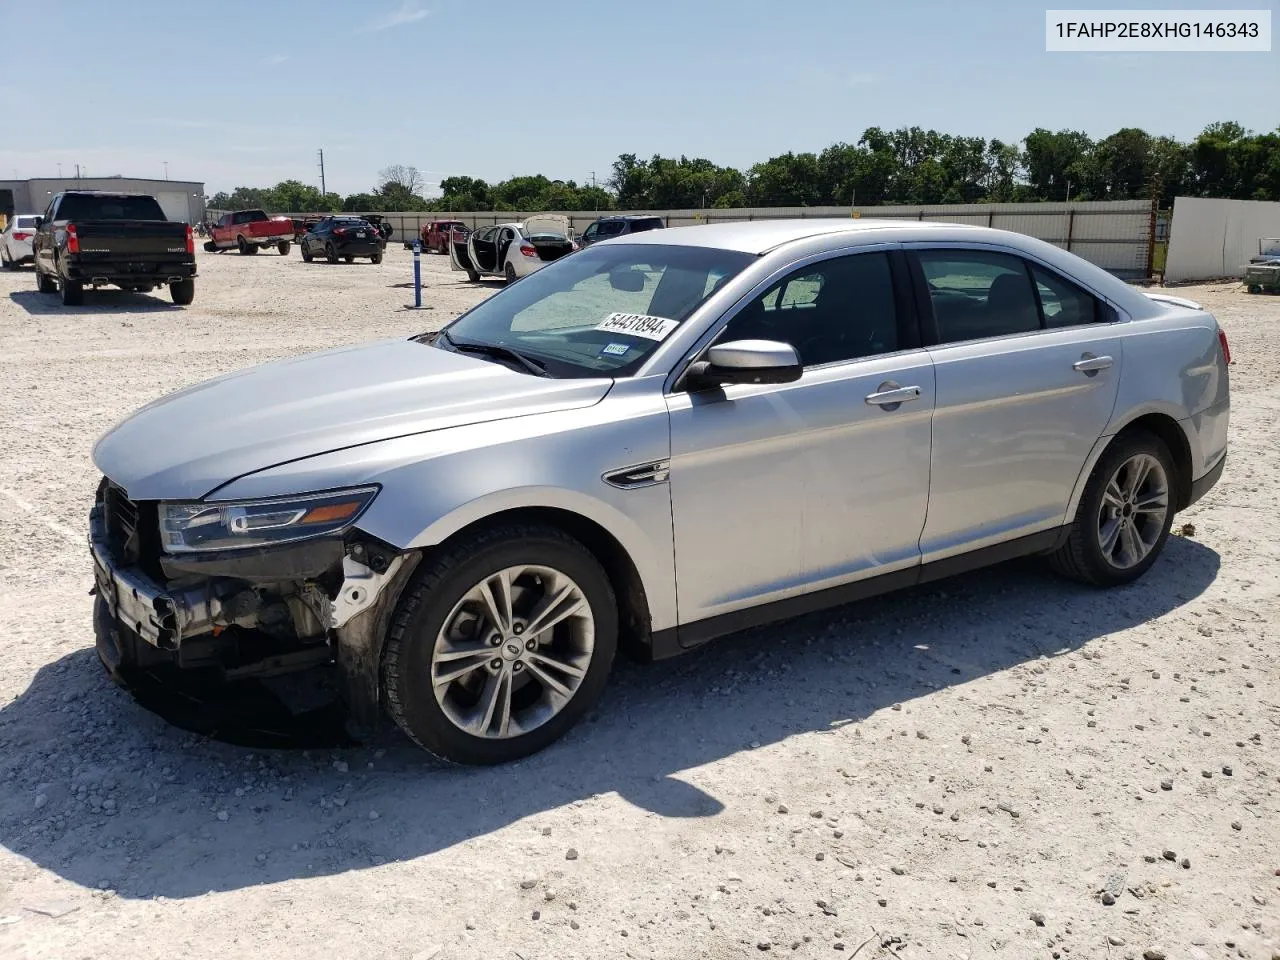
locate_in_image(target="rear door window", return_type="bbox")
[916,250,1040,343]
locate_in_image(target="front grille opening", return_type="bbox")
[101,479,162,576]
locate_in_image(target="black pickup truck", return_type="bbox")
[33,191,197,306]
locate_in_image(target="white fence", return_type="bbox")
[1164,196,1280,282]
[253,200,1157,279]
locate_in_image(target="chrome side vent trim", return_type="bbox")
[603,460,670,489]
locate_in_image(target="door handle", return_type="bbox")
[1072,353,1114,375]
[864,382,922,408]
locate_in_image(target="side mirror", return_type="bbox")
[609,268,645,292]
[685,339,802,390]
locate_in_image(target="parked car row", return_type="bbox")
[11,201,674,306]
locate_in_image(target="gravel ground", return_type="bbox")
[0,247,1277,960]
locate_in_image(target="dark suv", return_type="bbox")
[299,217,384,264]
[577,215,665,248]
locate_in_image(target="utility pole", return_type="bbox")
[589,171,598,212]
[75,163,81,179]
[317,149,326,196]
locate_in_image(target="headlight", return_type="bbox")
[158,487,378,554]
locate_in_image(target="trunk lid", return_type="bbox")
[523,214,571,239]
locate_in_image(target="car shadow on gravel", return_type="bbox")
[7,290,180,315]
[0,536,1220,900]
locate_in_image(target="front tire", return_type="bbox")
[1049,429,1176,587]
[382,523,618,765]
[277,241,291,256]
[301,242,313,262]
[170,278,195,305]
[1,247,11,269]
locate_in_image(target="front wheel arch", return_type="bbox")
[408,507,654,662]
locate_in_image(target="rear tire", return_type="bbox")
[277,241,291,256]
[237,235,249,255]
[37,265,58,293]
[1048,429,1176,587]
[371,251,383,264]
[344,255,355,264]
[60,277,84,306]
[505,262,518,284]
[170,278,195,305]
[381,523,617,765]
[326,244,339,264]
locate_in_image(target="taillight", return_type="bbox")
[12,231,31,241]
[519,243,537,258]
[185,224,194,254]
[1218,327,1231,365]
[65,223,80,254]
[334,228,347,236]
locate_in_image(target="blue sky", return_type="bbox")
[2,0,1275,196]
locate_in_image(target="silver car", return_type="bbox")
[89,219,1230,764]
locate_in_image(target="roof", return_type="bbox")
[613,218,987,254]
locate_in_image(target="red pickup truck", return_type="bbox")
[206,209,295,255]
[419,219,467,254]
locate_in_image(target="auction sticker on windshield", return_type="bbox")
[595,312,679,340]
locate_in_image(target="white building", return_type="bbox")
[0,176,206,224]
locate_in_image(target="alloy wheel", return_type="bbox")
[430,565,594,739]
[1096,453,1170,569]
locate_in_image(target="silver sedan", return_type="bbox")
[89,219,1229,764]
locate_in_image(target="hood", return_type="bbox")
[522,214,571,238]
[94,338,612,500]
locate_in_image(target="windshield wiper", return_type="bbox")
[440,331,549,377]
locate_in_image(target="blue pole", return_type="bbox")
[412,239,422,308]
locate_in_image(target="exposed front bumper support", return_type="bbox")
[90,506,233,649]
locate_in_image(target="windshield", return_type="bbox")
[437,243,754,378]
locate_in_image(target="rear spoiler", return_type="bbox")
[1144,292,1204,311]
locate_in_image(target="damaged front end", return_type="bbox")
[89,478,418,731]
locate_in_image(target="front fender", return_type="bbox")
[211,382,679,631]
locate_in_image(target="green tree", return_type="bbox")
[1022,128,1094,200]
